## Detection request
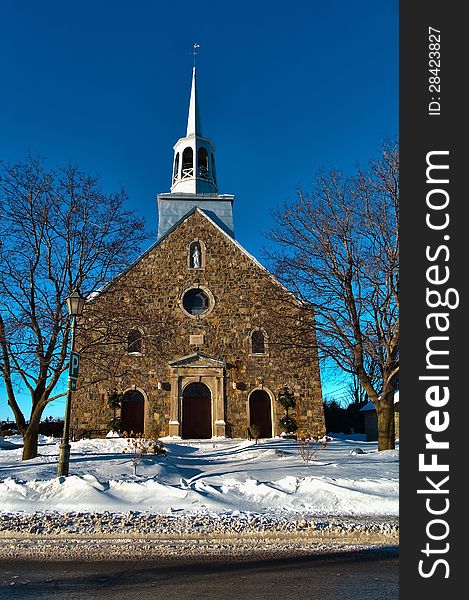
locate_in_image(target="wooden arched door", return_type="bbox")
[120,390,145,435]
[249,390,272,438]
[182,382,212,439]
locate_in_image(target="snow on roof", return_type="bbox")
[360,391,400,412]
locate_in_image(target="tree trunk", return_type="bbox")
[376,393,395,451]
[22,418,40,460]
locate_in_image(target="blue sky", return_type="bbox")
[0,1,398,419]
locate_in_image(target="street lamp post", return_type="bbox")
[58,289,85,477]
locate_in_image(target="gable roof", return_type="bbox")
[88,206,292,300]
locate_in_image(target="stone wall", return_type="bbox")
[72,210,325,439]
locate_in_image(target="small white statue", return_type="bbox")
[192,245,200,268]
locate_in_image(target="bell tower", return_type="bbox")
[157,64,235,239]
[170,67,218,195]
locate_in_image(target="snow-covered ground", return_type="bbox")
[0,435,398,517]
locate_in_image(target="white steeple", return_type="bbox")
[170,66,218,195]
[157,59,235,240]
[186,67,202,137]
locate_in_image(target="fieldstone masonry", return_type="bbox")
[72,209,325,439]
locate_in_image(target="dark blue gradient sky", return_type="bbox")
[0,0,398,418]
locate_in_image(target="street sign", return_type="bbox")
[69,351,80,379]
[70,377,77,392]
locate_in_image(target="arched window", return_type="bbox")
[173,152,180,181]
[182,147,193,178]
[251,330,266,355]
[189,241,202,269]
[127,329,142,354]
[211,152,217,182]
[198,147,208,178]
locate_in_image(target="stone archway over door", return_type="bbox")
[182,382,212,439]
[121,390,145,435]
[249,390,272,438]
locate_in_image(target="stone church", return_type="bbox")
[72,67,325,440]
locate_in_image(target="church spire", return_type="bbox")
[170,63,218,195]
[157,56,235,240]
[186,67,202,137]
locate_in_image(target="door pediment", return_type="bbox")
[168,352,225,368]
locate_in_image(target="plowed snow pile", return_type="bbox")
[0,436,398,517]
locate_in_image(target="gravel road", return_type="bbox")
[0,511,398,561]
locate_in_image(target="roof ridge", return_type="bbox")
[87,207,293,300]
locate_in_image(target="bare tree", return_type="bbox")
[0,156,148,459]
[349,356,382,406]
[268,142,399,450]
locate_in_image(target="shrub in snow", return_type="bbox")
[296,431,330,463]
[277,385,298,434]
[0,428,16,438]
[278,416,297,434]
[107,389,123,433]
[122,433,166,475]
[249,424,261,444]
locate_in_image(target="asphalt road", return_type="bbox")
[0,548,398,600]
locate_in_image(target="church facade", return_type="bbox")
[72,68,325,440]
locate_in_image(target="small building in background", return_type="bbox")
[360,391,399,441]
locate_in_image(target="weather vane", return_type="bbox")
[192,43,200,67]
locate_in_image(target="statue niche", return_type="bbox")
[189,241,202,269]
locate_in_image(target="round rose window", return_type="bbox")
[182,288,210,315]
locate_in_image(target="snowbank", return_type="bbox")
[0,436,398,516]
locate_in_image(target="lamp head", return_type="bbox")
[66,289,85,317]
